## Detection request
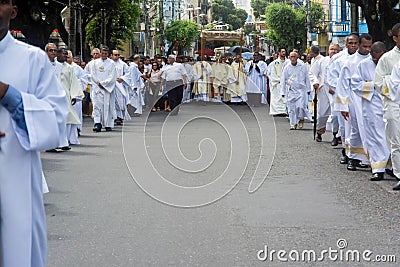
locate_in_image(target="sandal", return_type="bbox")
[151,107,157,112]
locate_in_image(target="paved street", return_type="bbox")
[42,102,400,266]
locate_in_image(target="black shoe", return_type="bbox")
[60,146,71,151]
[393,181,400,190]
[385,169,400,181]
[93,123,102,132]
[105,127,112,132]
[347,159,357,171]
[316,134,322,142]
[370,172,384,181]
[356,162,369,168]
[46,148,58,153]
[340,156,348,164]
[331,137,338,146]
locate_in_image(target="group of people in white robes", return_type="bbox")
[309,28,400,191]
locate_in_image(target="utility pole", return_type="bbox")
[68,0,76,55]
[100,8,106,46]
[350,3,358,33]
[77,0,83,60]
[306,0,312,47]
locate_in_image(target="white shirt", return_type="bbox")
[161,62,187,81]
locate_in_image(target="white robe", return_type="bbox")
[244,60,268,103]
[183,63,193,102]
[228,61,247,102]
[335,51,369,161]
[374,47,400,177]
[0,32,68,267]
[280,62,311,126]
[128,62,145,114]
[269,58,287,114]
[311,55,330,133]
[114,59,130,120]
[192,61,213,101]
[326,50,349,136]
[353,56,390,173]
[59,62,84,144]
[91,58,117,127]
[211,62,236,102]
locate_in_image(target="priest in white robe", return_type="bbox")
[192,59,213,102]
[0,3,68,266]
[57,48,84,145]
[228,54,247,103]
[128,55,145,115]
[280,52,311,129]
[91,46,117,132]
[269,48,287,115]
[211,57,235,102]
[111,50,130,123]
[244,52,268,105]
[335,34,372,170]
[352,42,389,180]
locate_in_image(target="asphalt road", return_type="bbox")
[42,101,400,266]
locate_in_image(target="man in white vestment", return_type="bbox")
[269,48,288,115]
[309,45,336,142]
[335,33,372,171]
[192,57,213,102]
[56,48,84,145]
[0,1,68,266]
[280,52,311,129]
[83,48,100,117]
[111,50,130,124]
[45,44,82,150]
[182,56,193,102]
[212,56,235,102]
[244,51,268,105]
[91,46,117,132]
[129,54,146,115]
[327,34,359,164]
[351,42,390,181]
[374,23,400,190]
[229,54,247,103]
[67,51,87,136]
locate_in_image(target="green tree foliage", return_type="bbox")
[251,0,286,18]
[212,0,248,30]
[265,3,304,51]
[165,20,200,53]
[85,0,140,49]
[10,0,141,59]
[265,2,324,51]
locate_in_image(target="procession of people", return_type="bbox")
[53,30,400,195]
[3,0,400,266]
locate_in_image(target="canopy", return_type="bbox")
[195,49,215,56]
[200,30,244,42]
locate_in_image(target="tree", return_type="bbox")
[86,0,140,50]
[165,20,200,55]
[211,0,248,30]
[10,0,141,60]
[265,2,324,51]
[346,0,400,47]
[265,3,305,51]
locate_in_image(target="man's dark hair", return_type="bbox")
[310,46,319,54]
[100,45,109,51]
[371,41,387,53]
[359,33,373,43]
[392,23,400,37]
[346,33,359,43]
[279,48,286,52]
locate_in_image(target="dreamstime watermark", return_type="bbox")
[257,238,397,263]
[122,80,276,207]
